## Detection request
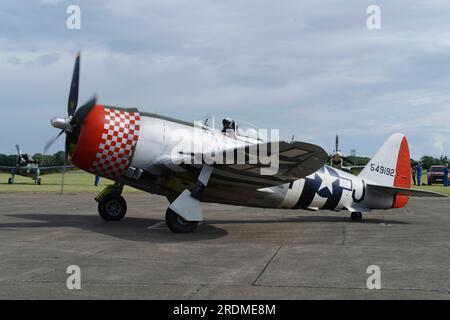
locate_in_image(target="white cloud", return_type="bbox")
[0,0,449,158]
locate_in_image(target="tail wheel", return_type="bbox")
[36,178,42,185]
[165,208,198,233]
[351,212,362,222]
[98,193,127,221]
[8,177,13,184]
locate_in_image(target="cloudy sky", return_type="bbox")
[0,0,449,159]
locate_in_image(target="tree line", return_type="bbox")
[336,155,449,170]
[0,152,448,169]
[0,151,70,167]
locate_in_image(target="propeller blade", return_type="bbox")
[68,52,80,117]
[70,95,97,126]
[43,130,65,154]
[15,144,22,157]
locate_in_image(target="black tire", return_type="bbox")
[8,177,13,184]
[98,193,127,221]
[36,178,42,185]
[351,212,362,222]
[165,208,198,233]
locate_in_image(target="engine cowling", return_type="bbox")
[70,104,141,180]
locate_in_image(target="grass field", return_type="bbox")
[1,171,449,196]
[0,171,142,194]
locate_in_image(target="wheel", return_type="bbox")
[36,178,42,185]
[351,212,362,222]
[165,208,198,233]
[8,177,13,184]
[98,193,127,221]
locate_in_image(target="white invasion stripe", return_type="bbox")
[336,189,353,210]
[280,179,305,208]
[339,178,352,190]
[310,192,328,209]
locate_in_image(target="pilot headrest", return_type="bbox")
[222,117,232,124]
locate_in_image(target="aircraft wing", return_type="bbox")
[367,184,447,197]
[38,165,77,175]
[0,166,15,173]
[165,140,328,185]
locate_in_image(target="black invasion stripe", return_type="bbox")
[294,179,317,208]
[322,183,343,210]
[322,167,344,210]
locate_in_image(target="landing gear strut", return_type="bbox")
[96,183,127,221]
[166,165,213,233]
[8,171,15,184]
[351,212,362,222]
[165,208,199,233]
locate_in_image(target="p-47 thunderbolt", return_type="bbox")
[46,54,445,233]
[0,144,72,185]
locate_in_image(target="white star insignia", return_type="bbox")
[317,166,338,195]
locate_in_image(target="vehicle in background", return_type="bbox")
[427,165,450,185]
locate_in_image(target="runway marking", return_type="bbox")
[147,222,166,230]
[379,222,392,227]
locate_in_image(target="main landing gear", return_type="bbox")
[165,208,199,233]
[165,165,214,233]
[351,212,363,222]
[8,171,15,184]
[95,165,213,233]
[96,183,127,221]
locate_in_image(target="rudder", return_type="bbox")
[359,133,411,207]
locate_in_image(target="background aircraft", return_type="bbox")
[329,135,364,173]
[0,144,72,184]
[44,54,445,233]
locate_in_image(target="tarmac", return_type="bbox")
[0,193,448,299]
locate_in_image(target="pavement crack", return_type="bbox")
[252,245,282,286]
[188,284,206,299]
[341,224,346,246]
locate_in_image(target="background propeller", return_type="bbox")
[15,144,22,158]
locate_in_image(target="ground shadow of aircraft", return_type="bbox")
[0,212,409,245]
[1,213,227,243]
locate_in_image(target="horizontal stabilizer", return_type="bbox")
[367,184,447,198]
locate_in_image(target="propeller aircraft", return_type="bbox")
[45,54,446,233]
[0,144,72,185]
[329,135,364,173]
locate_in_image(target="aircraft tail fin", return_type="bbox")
[359,133,411,208]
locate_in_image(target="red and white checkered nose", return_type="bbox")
[70,105,141,180]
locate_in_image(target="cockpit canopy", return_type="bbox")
[198,115,266,142]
